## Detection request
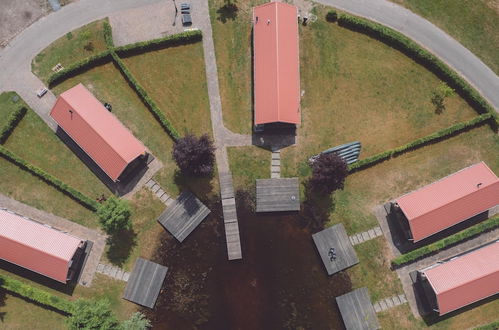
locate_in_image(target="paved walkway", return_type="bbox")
[144,178,174,206]
[96,263,130,281]
[0,194,106,287]
[315,0,499,112]
[271,150,281,178]
[373,294,408,313]
[349,226,383,246]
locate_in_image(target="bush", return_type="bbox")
[337,14,498,126]
[112,52,180,140]
[0,274,73,313]
[67,299,119,330]
[114,30,202,57]
[47,50,112,87]
[97,196,132,234]
[0,145,99,211]
[325,10,338,22]
[172,134,215,176]
[392,216,499,267]
[103,20,114,48]
[121,312,151,330]
[348,114,491,173]
[0,106,27,144]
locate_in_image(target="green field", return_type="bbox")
[228,146,270,191]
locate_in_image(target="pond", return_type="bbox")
[146,191,351,329]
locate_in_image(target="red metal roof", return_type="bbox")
[0,209,83,283]
[423,241,499,315]
[50,83,146,181]
[396,162,499,242]
[253,1,300,125]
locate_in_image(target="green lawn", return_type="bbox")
[209,0,266,134]
[4,108,110,199]
[32,20,108,83]
[0,92,26,129]
[390,0,499,75]
[227,146,270,192]
[122,42,212,137]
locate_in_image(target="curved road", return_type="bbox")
[315,0,499,111]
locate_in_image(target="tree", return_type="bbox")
[431,82,455,114]
[172,134,215,177]
[308,153,348,195]
[97,196,131,234]
[67,299,119,330]
[121,312,151,330]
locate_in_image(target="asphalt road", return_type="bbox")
[315,0,499,112]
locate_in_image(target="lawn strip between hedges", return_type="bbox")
[0,107,27,144]
[348,114,492,173]
[392,215,499,267]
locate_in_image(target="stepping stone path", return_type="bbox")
[271,150,281,178]
[96,263,130,282]
[349,226,383,246]
[372,294,408,313]
[145,179,173,206]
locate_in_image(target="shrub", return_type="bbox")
[308,153,348,194]
[0,145,99,211]
[392,216,499,267]
[348,114,491,173]
[112,52,180,140]
[121,312,151,330]
[97,196,132,234]
[325,10,338,22]
[172,134,215,176]
[67,299,119,330]
[0,274,73,313]
[337,14,498,126]
[114,30,202,57]
[0,106,27,144]
[47,50,112,87]
[103,20,114,48]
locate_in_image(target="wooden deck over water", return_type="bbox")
[336,287,380,330]
[312,223,359,275]
[220,172,242,260]
[157,191,210,242]
[256,178,300,212]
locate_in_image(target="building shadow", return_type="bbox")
[252,124,297,151]
[56,127,152,197]
[0,279,6,322]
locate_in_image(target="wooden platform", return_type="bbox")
[123,258,168,309]
[312,223,358,275]
[336,287,380,330]
[220,172,242,260]
[256,178,300,212]
[157,191,210,242]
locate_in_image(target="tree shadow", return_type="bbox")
[300,182,335,232]
[173,169,215,203]
[217,3,239,23]
[106,229,138,267]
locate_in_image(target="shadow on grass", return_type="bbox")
[217,3,239,23]
[106,229,138,267]
[173,169,215,203]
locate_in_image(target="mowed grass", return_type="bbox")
[391,0,499,75]
[4,108,110,198]
[122,42,212,137]
[209,0,266,134]
[0,292,67,330]
[227,146,270,191]
[281,9,478,178]
[32,19,108,83]
[0,92,26,128]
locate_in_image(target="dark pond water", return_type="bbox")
[145,191,351,330]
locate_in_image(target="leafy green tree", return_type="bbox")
[431,82,455,114]
[121,312,151,330]
[67,299,119,330]
[97,196,131,234]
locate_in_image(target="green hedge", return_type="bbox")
[326,10,338,23]
[336,14,498,126]
[0,274,73,314]
[0,145,99,211]
[392,216,499,267]
[111,52,180,140]
[348,114,491,172]
[0,106,27,144]
[475,321,499,330]
[47,50,112,87]
[114,29,202,57]
[103,20,114,48]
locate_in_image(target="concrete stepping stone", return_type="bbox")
[398,294,407,303]
[379,300,388,311]
[374,226,382,236]
[145,179,155,188]
[385,298,394,308]
[151,184,160,193]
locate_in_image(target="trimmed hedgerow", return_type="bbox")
[111,52,180,140]
[47,50,112,87]
[0,145,99,211]
[336,14,498,126]
[392,216,499,267]
[325,10,338,23]
[0,106,27,144]
[114,29,202,57]
[348,114,492,173]
[103,20,114,48]
[0,274,73,314]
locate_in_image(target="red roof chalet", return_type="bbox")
[50,84,147,182]
[0,209,85,283]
